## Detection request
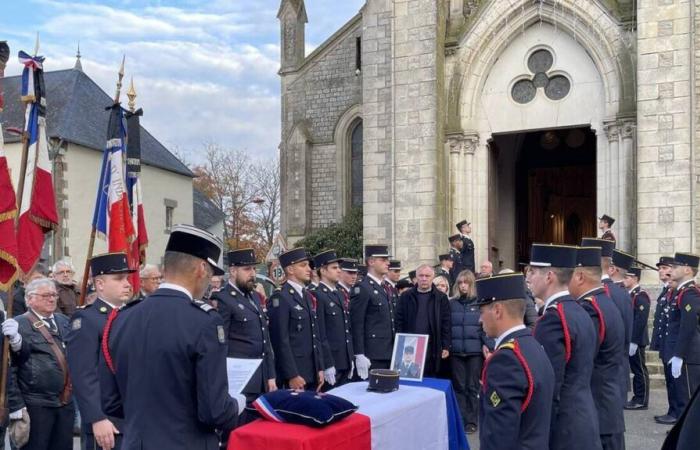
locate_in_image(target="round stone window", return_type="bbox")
[511,48,571,104]
[512,79,536,104]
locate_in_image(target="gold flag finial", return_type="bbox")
[114,54,125,103]
[127,77,137,112]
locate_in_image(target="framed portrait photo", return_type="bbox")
[390,333,429,381]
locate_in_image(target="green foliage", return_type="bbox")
[295,207,363,260]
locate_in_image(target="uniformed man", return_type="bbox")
[351,245,396,377]
[449,234,466,280]
[267,248,324,391]
[661,252,700,424]
[651,256,677,423]
[456,220,475,272]
[526,244,601,450]
[384,260,401,309]
[210,249,276,409]
[623,267,651,410]
[337,259,358,298]
[99,224,242,450]
[475,273,555,450]
[437,254,454,290]
[569,246,626,450]
[66,253,134,450]
[598,214,616,241]
[311,250,353,389]
[357,264,368,281]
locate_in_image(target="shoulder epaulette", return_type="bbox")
[497,340,515,351]
[192,299,214,313]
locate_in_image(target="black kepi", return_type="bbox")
[364,245,390,258]
[581,237,615,258]
[474,273,527,306]
[313,250,340,268]
[166,224,225,275]
[279,248,310,269]
[612,249,635,271]
[672,252,700,269]
[90,252,135,276]
[529,243,577,268]
[227,248,258,267]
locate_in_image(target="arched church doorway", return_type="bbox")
[488,126,596,268]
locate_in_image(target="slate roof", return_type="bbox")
[0,68,193,177]
[193,188,225,231]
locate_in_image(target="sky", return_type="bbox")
[1,0,365,163]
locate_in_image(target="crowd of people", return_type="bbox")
[0,215,696,450]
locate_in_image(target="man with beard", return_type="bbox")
[211,249,276,410]
[268,248,324,390]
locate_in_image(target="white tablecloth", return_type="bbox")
[329,382,449,450]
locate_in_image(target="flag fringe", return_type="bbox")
[0,209,17,223]
[29,213,58,231]
[0,249,19,292]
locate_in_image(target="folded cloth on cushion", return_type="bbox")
[250,389,358,428]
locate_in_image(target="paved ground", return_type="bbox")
[466,389,671,450]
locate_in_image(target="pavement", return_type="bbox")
[467,388,671,450]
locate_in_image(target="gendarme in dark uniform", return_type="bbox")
[211,249,275,404]
[100,225,240,450]
[267,248,324,390]
[625,267,651,410]
[65,253,134,450]
[449,234,466,280]
[651,256,678,423]
[599,214,616,242]
[350,245,396,372]
[437,253,454,289]
[572,246,626,450]
[528,244,601,450]
[456,220,475,273]
[310,250,354,388]
[475,274,555,450]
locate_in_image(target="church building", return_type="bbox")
[279,0,697,277]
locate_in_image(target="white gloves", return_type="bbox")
[670,357,683,379]
[628,343,638,357]
[234,393,246,416]
[2,319,22,351]
[355,354,371,380]
[324,367,337,386]
[9,408,24,420]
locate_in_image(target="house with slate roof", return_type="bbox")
[0,60,211,276]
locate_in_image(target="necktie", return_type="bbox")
[43,318,57,334]
[340,289,350,312]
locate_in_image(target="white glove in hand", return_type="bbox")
[355,354,371,380]
[2,319,21,351]
[324,367,337,386]
[670,356,683,379]
[234,393,246,416]
[9,408,24,420]
[628,343,638,357]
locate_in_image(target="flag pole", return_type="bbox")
[78,55,125,306]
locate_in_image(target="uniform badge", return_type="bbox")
[354,287,361,294]
[217,325,225,344]
[238,304,245,310]
[489,390,501,407]
[71,318,82,331]
[231,291,237,296]
[294,305,304,311]
[330,302,335,307]
[373,290,379,295]
[99,306,108,313]
[685,304,692,312]
[272,298,280,308]
[639,305,645,311]
[289,289,295,294]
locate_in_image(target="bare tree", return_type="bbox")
[250,157,281,249]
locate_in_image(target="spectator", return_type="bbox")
[2,265,46,316]
[449,269,492,434]
[138,264,162,299]
[395,264,451,377]
[478,260,493,279]
[7,278,74,450]
[52,259,79,317]
[433,275,450,295]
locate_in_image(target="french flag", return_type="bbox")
[16,51,58,274]
[92,104,135,255]
[125,108,148,291]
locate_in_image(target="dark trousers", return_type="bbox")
[25,403,75,450]
[600,432,625,450]
[629,346,649,406]
[675,363,700,414]
[450,354,482,427]
[664,360,683,418]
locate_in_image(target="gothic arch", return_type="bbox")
[334,104,362,216]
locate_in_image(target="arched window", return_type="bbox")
[350,120,363,208]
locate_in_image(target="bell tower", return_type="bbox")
[277,0,307,73]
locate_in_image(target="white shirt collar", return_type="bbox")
[159,282,193,300]
[30,309,54,321]
[320,281,336,291]
[629,285,640,294]
[495,324,527,349]
[98,298,121,310]
[367,273,383,286]
[286,279,305,298]
[601,274,610,280]
[577,286,601,300]
[544,290,569,310]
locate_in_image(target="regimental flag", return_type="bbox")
[0,121,19,290]
[16,51,58,274]
[125,108,147,291]
[92,104,135,255]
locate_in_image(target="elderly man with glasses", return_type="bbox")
[52,259,79,317]
[137,264,162,300]
[2,277,74,450]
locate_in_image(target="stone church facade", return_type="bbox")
[279,0,698,281]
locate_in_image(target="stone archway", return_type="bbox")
[446,0,636,262]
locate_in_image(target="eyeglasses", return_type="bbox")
[55,270,74,276]
[141,276,163,281]
[31,293,59,300]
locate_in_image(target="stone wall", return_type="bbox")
[637,0,693,280]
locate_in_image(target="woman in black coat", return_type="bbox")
[449,269,492,434]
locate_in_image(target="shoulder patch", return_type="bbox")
[489,390,501,407]
[498,341,515,351]
[217,325,226,344]
[71,318,82,331]
[192,300,214,313]
[272,297,280,308]
[99,306,108,313]
[685,304,692,312]
[354,286,361,294]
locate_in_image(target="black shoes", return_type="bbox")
[654,414,677,425]
[624,400,648,410]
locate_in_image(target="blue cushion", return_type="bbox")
[250,389,358,428]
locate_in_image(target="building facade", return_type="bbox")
[279,0,699,281]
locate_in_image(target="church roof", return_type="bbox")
[192,188,225,231]
[0,68,193,177]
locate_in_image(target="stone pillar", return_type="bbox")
[620,119,636,251]
[604,121,620,231]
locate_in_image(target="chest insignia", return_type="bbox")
[71,318,81,331]
[217,325,226,344]
[99,307,108,313]
[685,304,692,312]
[489,390,501,407]
[238,304,245,310]
[294,305,304,311]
